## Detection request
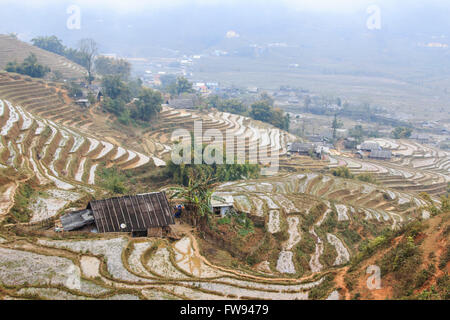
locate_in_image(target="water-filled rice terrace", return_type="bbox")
[328,138,450,196]
[0,234,334,300]
[213,173,432,277]
[0,96,161,221]
[0,70,447,300]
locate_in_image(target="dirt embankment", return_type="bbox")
[339,212,449,300]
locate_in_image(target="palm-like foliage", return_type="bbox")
[165,141,259,187]
[169,171,223,218]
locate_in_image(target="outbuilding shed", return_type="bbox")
[60,192,175,237]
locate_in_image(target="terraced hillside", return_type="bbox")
[328,139,450,196]
[0,72,167,164]
[0,72,93,128]
[0,68,446,300]
[0,233,336,300]
[211,173,432,276]
[0,72,296,167]
[0,35,86,79]
[0,72,299,223]
[0,170,441,300]
[144,106,297,162]
[0,97,162,222]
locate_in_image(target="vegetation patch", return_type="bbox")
[308,274,335,300]
[97,166,132,195]
[9,183,36,223]
[5,53,50,78]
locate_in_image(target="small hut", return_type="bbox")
[369,150,392,160]
[358,142,382,152]
[211,195,234,217]
[288,142,317,156]
[60,192,175,237]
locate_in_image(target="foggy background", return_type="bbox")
[1,0,449,107]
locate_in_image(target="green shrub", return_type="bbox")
[356,173,377,184]
[309,274,335,300]
[217,215,232,225]
[98,167,129,194]
[339,229,362,246]
[379,236,423,298]
[321,242,338,267]
[439,244,450,270]
[331,167,354,179]
[415,264,435,289]
[9,183,35,223]
[5,54,50,78]
[297,233,316,255]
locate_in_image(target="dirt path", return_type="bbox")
[334,267,350,300]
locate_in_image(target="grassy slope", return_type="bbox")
[0,35,86,80]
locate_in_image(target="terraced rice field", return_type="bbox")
[212,172,430,276]
[0,235,331,300]
[0,35,86,79]
[0,67,446,300]
[328,138,450,196]
[0,72,93,129]
[0,97,164,221]
[145,106,297,163]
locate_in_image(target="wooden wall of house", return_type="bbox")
[147,227,163,238]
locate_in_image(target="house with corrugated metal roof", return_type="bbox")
[59,192,175,237]
[288,142,317,155]
[368,150,392,160]
[410,133,431,144]
[168,94,198,109]
[357,142,382,152]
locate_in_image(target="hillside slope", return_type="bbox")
[0,35,86,79]
[340,211,449,300]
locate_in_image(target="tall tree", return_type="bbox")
[304,95,311,111]
[170,171,219,226]
[349,125,364,143]
[31,36,65,55]
[250,100,273,123]
[392,127,412,139]
[78,38,98,84]
[168,76,193,96]
[217,98,247,115]
[331,113,343,139]
[95,56,131,79]
[101,75,130,101]
[250,100,289,131]
[259,92,274,106]
[133,88,163,122]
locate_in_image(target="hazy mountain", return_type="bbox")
[0,1,449,81]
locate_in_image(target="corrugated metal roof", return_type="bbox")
[289,142,316,153]
[61,209,94,231]
[90,192,174,233]
[211,194,234,208]
[359,142,381,151]
[369,150,392,159]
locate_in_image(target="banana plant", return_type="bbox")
[170,170,223,218]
